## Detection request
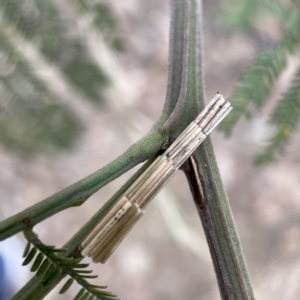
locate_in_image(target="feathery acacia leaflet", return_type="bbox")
[220,3,300,164]
[22,229,117,300]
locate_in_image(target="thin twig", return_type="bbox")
[12,158,156,300]
[0,130,165,241]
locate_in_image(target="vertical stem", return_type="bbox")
[182,149,255,299]
[165,0,255,298]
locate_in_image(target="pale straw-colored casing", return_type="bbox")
[81,94,232,263]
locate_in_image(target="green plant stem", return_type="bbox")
[12,158,155,300]
[183,146,255,299]
[0,130,165,241]
[159,0,186,125]
[169,0,255,298]
[164,0,204,139]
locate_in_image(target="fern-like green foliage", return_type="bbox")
[219,1,300,164]
[1,0,110,104]
[75,0,124,51]
[0,31,83,157]
[0,0,122,157]
[255,66,300,164]
[22,229,118,300]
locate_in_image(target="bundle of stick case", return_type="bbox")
[81,93,232,263]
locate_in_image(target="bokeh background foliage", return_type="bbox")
[0,0,122,157]
[220,0,300,164]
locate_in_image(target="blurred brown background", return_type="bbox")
[1,0,300,299]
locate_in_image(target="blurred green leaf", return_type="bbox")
[0,0,122,157]
[30,253,44,272]
[59,278,74,294]
[22,247,37,266]
[255,65,300,164]
[219,7,300,164]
